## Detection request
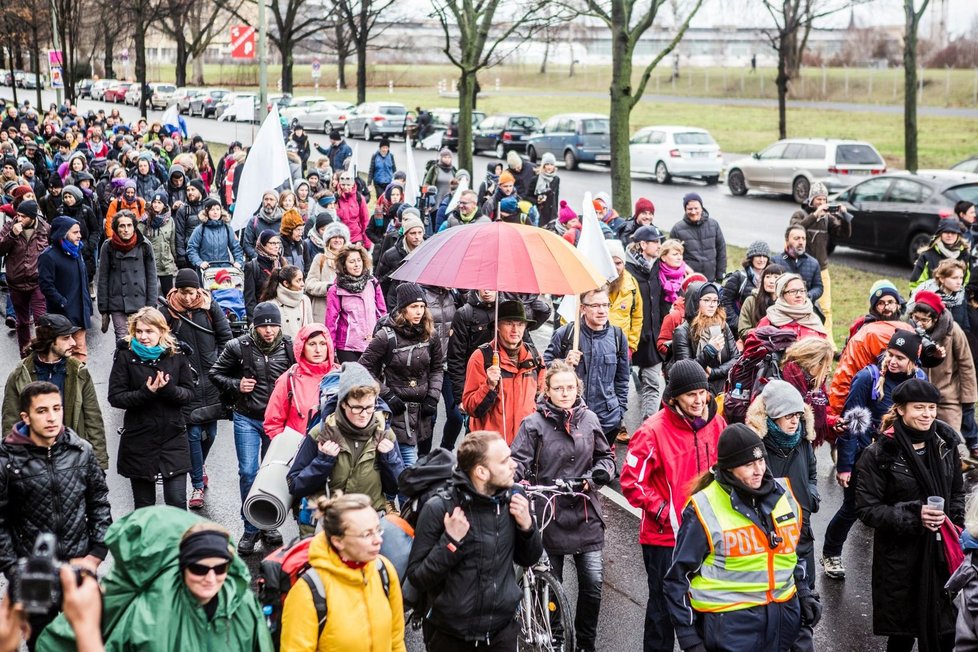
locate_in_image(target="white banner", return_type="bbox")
[230,107,293,230]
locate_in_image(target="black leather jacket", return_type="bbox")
[208,332,295,420]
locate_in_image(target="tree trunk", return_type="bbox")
[456,71,476,175]
[135,19,149,116]
[608,15,634,217]
[192,56,204,85]
[539,36,550,74]
[174,33,188,87]
[776,43,789,139]
[903,5,919,173]
[355,37,367,104]
[280,41,294,93]
[30,18,42,110]
[103,30,114,79]
[335,23,348,89]
[6,46,17,106]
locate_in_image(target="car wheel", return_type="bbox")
[564,149,578,171]
[727,169,748,196]
[907,232,931,266]
[344,122,352,138]
[527,146,537,163]
[705,175,720,185]
[792,176,811,205]
[495,142,505,159]
[654,161,672,184]
[363,125,372,141]
[323,121,331,134]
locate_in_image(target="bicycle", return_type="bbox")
[516,479,590,652]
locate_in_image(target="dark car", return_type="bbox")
[829,171,978,265]
[429,108,486,151]
[472,114,541,159]
[526,113,611,171]
[76,78,94,98]
[188,88,230,117]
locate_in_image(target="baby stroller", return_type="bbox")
[202,264,248,336]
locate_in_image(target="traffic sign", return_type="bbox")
[311,58,321,79]
[230,25,256,60]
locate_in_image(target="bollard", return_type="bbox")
[336,78,340,92]
[388,80,393,94]
[495,77,500,91]
[821,65,826,96]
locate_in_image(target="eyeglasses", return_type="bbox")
[876,299,898,308]
[781,412,803,421]
[583,302,610,309]
[548,385,578,393]
[186,561,230,577]
[344,528,383,541]
[782,288,806,297]
[344,402,376,415]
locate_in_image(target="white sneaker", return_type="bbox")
[820,555,845,579]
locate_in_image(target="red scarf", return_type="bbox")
[110,231,139,253]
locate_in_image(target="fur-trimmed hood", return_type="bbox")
[745,397,815,442]
[197,208,231,224]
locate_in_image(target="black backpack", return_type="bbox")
[397,448,457,528]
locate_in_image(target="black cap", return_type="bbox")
[892,378,941,405]
[329,129,342,141]
[253,302,282,327]
[174,268,201,289]
[632,225,664,243]
[36,314,80,337]
[16,200,38,220]
[667,359,709,398]
[886,330,922,362]
[395,282,426,313]
[717,423,766,470]
[497,300,530,324]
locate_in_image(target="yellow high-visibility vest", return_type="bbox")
[687,478,802,613]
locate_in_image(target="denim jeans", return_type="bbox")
[641,544,675,652]
[822,465,860,558]
[437,379,465,452]
[635,364,663,420]
[233,412,270,534]
[392,442,418,504]
[188,421,218,490]
[550,550,604,651]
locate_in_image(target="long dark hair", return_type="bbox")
[259,265,302,302]
[391,303,435,339]
[751,263,785,324]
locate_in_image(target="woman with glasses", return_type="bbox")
[281,492,406,651]
[756,273,828,341]
[745,380,821,649]
[669,281,739,396]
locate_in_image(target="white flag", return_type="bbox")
[350,142,360,176]
[403,133,419,206]
[557,192,619,324]
[160,104,185,137]
[444,174,469,214]
[231,107,293,231]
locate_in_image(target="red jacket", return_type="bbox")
[829,319,913,418]
[620,401,726,547]
[335,190,370,249]
[461,340,543,444]
[264,324,335,439]
[755,316,827,342]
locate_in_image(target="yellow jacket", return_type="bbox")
[280,534,406,652]
[609,270,643,354]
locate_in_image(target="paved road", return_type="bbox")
[35,89,906,280]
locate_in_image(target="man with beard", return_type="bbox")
[241,190,284,260]
[778,225,822,305]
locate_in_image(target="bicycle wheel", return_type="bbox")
[517,569,576,652]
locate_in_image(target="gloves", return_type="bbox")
[800,593,822,627]
[384,393,406,415]
[101,313,110,334]
[420,396,439,417]
[590,468,612,487]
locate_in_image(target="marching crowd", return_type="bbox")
[0,96,978,652]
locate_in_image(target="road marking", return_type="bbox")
[600,485,641,518]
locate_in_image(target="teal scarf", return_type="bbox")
[131,340,166,362]
[766,417,802,450]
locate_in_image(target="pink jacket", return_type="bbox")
[335,190,370,248]
[325,278,387,353]
[264,324,336,439]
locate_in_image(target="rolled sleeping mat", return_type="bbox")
[243,427,305,530]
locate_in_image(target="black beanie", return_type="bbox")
[667,359,709,398]
[175,268,201,289]
[202,197,221,213]
[892,378,941,405]
[188,179,206,197]
[395,282,426,313]
[47,172,63,189]
[886,330,922,362]
[253,301,282,326]
[717,423,766,470]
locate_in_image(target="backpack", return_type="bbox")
[722,326,797,424]
[719,269,750,312]
[257,536,390,650]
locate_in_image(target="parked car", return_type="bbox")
[951,156,978,175]
[726,138,887,204]
[629,125,722,185]
[280,95,328,122]
[828,170,978,265]
[76,78,94,98]
[19,72,45,90]
[471,114,537,158]
[188,88,230,117]
[174,87,203,114]
[428,108,486,151]
[104,81,134,103]
[149,83,177,110]
[0,70,10,86]
[90,79,116,101]
[526,113,611,171]
[124,84,143,106]
[343,102,408,140]
[294,100,354,133]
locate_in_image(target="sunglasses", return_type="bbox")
[186,561,230,577]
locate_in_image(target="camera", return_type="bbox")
[914,324,941,361]
[827,204,841,214]
[13,533,81,615]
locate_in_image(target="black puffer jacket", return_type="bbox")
[359,321,444,445]
[162,296,233,424]
[855,421,965,637]
[0,425,111,575]
[668,215,727,282]
[447,292,495,399]
[96,234,158,315]
[376,236,410,306]
[173,198,205,268]
[422,285,457,360]
[511,400,615,555]
[406,469,544,641]
[107,340,195,480]
[669,283,739,394]
[625,252,668,368]
[209,331,295,420]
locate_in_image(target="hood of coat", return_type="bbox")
[926,309,954,343]
[745,398,815,442]
[167,164,185,182]
[682,282,721,322]
[534,398,587,433]
[293,323,335,376]
[197,208,231,224]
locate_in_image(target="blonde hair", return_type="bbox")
[545,360,583,395]
[875,351,919,399]
[181,521,232,543]
[783,337,834,388]
[934,258,967,285]
[315,492,374,540]
[659,239,684,260]
[127,307,179,353]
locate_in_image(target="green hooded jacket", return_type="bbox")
[37,507,273,652]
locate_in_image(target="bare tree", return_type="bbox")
[122,0,173,115]
[160,0,240,86]
[51,0,88,102]
[903,0,930,172]
[335,0,397,104]
[583,0,703,213]
[430,0,555,173]
[318,18,354,89]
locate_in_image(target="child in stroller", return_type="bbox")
[204,265,247,336]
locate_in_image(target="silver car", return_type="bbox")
[280,95,329,123]
[726,138,887,204]
[149,83,177,110]
[295,101,354,134]
[174,88,203,114]
[343,102,408,141]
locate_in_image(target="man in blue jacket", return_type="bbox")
[544,286,630,446]
[316,130,353,174]
[367,138,396,199]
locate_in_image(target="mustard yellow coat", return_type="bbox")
[609,269,643,354]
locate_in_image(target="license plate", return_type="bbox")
[691,151,709,158]
[595,154,611,162]
[848,169,870,175]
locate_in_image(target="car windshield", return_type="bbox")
[509,117,541,131]
[212,91,228,98]
[944,183,978,204]
[836,144,883,165]
[380,106,406,115]
[673,132,714,145]
[582,119,610,135]
[157,85,175,93]
[951,159,978,174]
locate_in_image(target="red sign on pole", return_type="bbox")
[230,25,256,60]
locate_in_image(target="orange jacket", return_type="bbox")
[829,320,913,418]
[104,196,146,238]
[461,340,544,444]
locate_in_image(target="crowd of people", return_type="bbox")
[1,96,978,652]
